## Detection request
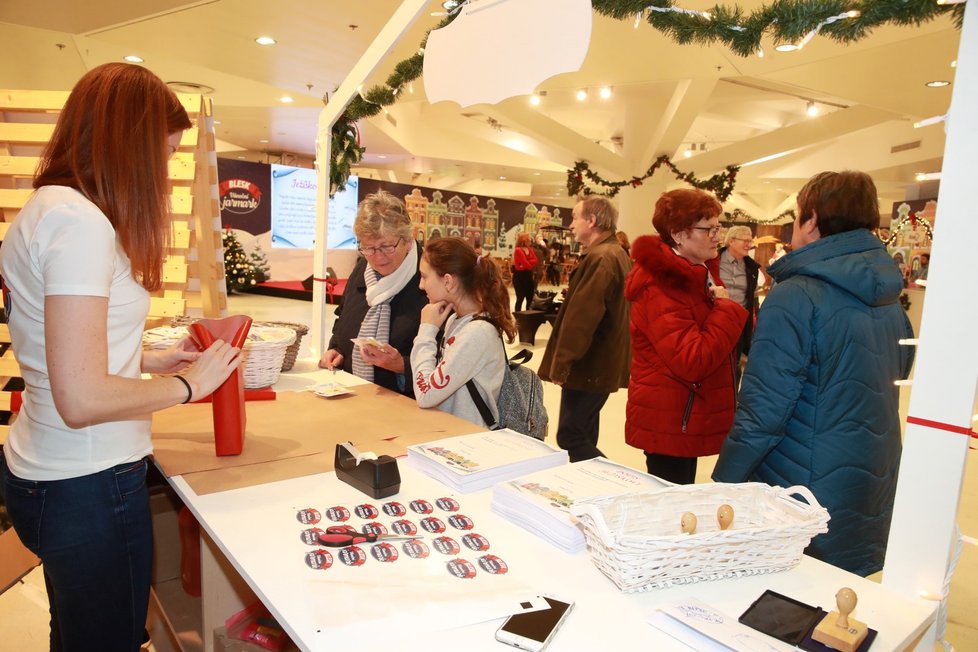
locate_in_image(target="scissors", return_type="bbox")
[317,525,416,548]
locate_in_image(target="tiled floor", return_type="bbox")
[2,291,975,650]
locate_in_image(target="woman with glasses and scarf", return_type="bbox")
[410,237,516,424]
[318,191,428,396]
[624,189,747,484]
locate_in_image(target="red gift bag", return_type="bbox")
[188,315,252,456]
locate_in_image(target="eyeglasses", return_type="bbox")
[357,237,403,257]
[689,226,721,237]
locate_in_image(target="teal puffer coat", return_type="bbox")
[712,229,914,576]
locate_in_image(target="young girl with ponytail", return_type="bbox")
[411,237,517,424]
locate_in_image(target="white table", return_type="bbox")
[168,464,936,652]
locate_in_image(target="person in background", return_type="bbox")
[411,237,516,425]
[0,63,243,651]
[538,196,631,461]
[912,252,929,285]
[511,232,538,312]
[713,170,914,576]
[625,189,747,484]
[532,233,549,291]
[616,230,631,255]
[318,192,427,397]
[716,225,763,389]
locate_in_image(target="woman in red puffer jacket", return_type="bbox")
[625,189,746,484]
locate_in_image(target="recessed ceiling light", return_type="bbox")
[499,176,507,180]
[259,139,269,144]
[599,86,612,99]
[213,120,221,125]
[255,36,276,46]
[575,89,588,101]
[533,172,541,176]
[529,94,541,106]
[280,96,294,103]
[774,44,798,52]
[166,81,215,94]
[806,101,818,117]
[377,155,387,159]
[925,80,950,88]
[124,55,144,63]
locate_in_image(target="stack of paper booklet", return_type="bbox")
[490,457,670,553]
[406,429,568,493]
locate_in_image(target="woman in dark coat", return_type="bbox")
[318,191,427,397]
[625,189,747,484]
[713,171,914,576]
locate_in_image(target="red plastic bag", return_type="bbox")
[225,600,292,651]
[188,315,252,456]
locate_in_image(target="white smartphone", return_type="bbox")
[495,595,574,651]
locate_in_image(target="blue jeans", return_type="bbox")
[1,452,153,652]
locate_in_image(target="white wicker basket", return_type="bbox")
[568,482,829,593]
[143,325,296,389]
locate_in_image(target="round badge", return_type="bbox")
[446,558,478,579]
[436,497,460,512]
[448,514,474,530]
[420,517,446,533]
[363,521,388,536]
[354,504,379,519]
[338,546,367,567]
[299,528,325,546]
[402,540,430,559]
[382,501,407,517]
[462,533,490,551]
[296,508,321,525]
[303,549,333,570]
[325,506,351,522]
[433,536,461,555]
[409,499,434,514]
[370,542,399,563]
[392,519,418,536]
[478,554,509,574]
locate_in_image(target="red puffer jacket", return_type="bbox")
[624,236,747,457]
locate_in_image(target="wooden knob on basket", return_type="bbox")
[717,504,734,530]
[680,512,697,534]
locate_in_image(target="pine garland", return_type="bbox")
[593,0,962,57]
[724,207,797,224]
[567,156,740,201]
[328,0,963,194]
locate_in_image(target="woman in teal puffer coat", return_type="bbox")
[713,170,914,577]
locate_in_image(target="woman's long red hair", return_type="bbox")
[33,63,191,291]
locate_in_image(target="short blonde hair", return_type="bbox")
[724,225,753,246]
[354,191,414,241]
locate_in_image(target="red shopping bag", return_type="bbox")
[188,315,252,456]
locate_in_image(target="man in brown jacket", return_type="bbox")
[538,195,631,461]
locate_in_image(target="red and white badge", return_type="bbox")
[338,546,368,567]
[392,519,418,536]
[299,528,326,546]
[382,501,407,517]
[326,506,351,522]
[420,516,446,533]
[354,504,379,519]
[370,542,399,563]
[478,554,509,574]
[410,499,434,514]
[433,536,461,555]
[446,558,478,579]
[436,497,460,512]
[304,549,334,570]
[296,508,321,525]
[402,540,430,559]
[462,533,490,551]
[448,514,474,530]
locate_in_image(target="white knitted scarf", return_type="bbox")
[351,242,418,382]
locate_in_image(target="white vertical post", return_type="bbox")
[311,0,431,358]
[882,2,978,646]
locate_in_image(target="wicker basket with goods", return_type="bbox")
[169,317,308,373]
[143,325,296,389]
[568,482,829,593]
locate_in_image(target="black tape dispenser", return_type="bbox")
[334,442,401,499]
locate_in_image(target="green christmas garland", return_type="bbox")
[724,207,797,224]
[593,0,962,58]
[567,156,740,201]
[329,0,963,194]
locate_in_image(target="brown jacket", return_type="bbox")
[538,231,632,393]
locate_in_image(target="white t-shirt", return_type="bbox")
[0,185,152,480]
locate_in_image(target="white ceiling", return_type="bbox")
[0,0,961,221]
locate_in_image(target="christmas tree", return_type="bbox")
[222,228,270,292]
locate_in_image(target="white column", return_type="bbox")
[882,2,978,647]
[311,0,431,358]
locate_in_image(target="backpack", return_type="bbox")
[466,347,549,441]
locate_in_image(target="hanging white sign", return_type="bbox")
[423,0,592,107]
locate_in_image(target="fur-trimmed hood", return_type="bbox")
[625,234,710,301]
